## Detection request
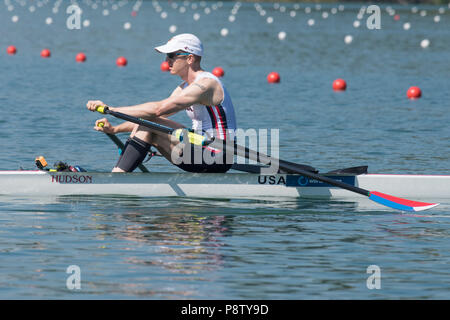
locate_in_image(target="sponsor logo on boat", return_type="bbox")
[51,175,93,184]
[285,175,356,187]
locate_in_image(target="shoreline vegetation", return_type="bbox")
[240,1,449,6]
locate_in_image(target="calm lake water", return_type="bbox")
[0,1,449,299]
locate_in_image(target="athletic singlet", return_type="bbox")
[182,72,237,141]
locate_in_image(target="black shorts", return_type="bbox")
[175,143,233,173]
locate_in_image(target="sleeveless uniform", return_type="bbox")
[176,72,237,173]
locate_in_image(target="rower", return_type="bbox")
[87,33,237,173]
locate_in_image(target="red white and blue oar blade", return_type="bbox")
[369,191,439,212]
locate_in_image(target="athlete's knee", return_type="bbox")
[133,125,155,143]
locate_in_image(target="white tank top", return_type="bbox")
[183,72,237,141]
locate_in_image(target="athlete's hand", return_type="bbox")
[86,100,107,112]
[94,118,115,134]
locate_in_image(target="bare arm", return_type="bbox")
[87,78,219,127]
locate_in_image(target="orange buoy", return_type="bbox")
[212,67,225,77]
[332,78,347,91]
[76,52,86,62]
[267,72,280,83]
[407,86,422,99]
[7,45,17,55]
[41,49,51,58]
[116,56,127,67]
[160,61,170,72]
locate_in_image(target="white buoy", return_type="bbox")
[420,39,430,48]
[169,25,177,33]
[83,20,90,28]
[102,9,109,16]
[433,15,441,23]
[220,28,229,37]
[266,16,273,24]
[124,22,131,30]
[290,11,296,18]
[353,20,361,28]
[278,31,286,41]
[12,15,19,23]
[403,22,411,30]
[344,35,353,44]
[307,18,315,26]
[322,12,329,19]
[229,15,235,22]
[193,13,200,21]
[45,17,53,25]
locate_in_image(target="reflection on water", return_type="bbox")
[1,193,450,298]
[116,214,231,274]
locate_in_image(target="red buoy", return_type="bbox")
[212,67,225,77]
[267,72,280,83]
[131,11,137,17]
[394,14,400,21]
[41,49,51,58]
[160,61,170,72]
[76,52,86,63]
[332,78,347,91]
[7,45,17,55]
[116,56,127,67]
[407,86,422,99]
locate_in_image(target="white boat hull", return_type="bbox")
[0,170,449,200]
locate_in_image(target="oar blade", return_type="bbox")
[369,191,439,212]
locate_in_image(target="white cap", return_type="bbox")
[155,33,204,56]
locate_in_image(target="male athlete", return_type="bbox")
[87,33,237,173]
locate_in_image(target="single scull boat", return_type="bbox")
[0,170,448,210]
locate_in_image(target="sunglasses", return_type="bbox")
[166,52,191,59]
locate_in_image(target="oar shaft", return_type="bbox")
[105,108,173,135]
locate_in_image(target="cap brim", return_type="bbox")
[155,43,179,54]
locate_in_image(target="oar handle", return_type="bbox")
[96,105,109,114]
